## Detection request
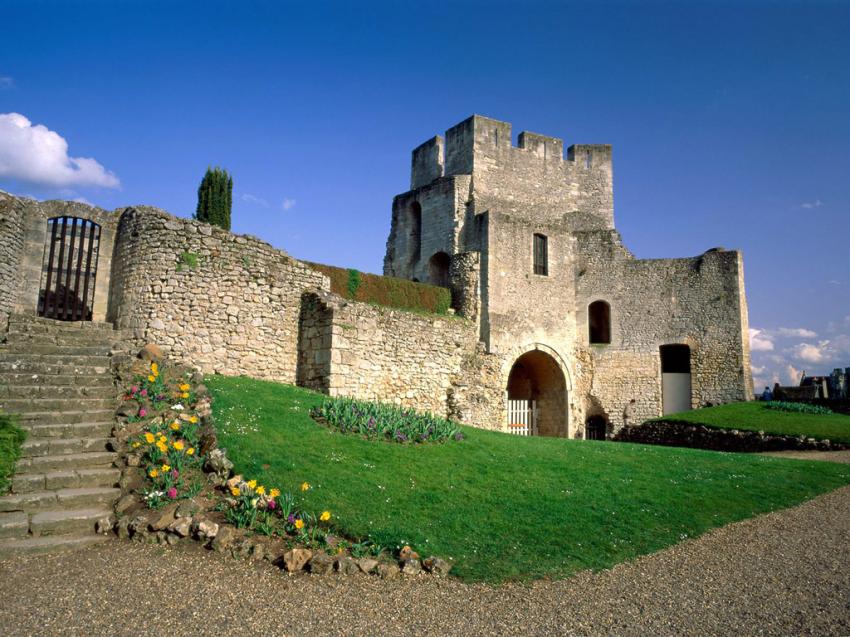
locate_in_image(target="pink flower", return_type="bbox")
[171,469,179,479]
[267,500,276,510]
[138,408,147,418]
[140,389,148,397]
[131,386,139,393]
[167,487,177,499]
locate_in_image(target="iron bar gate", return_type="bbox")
[38,216,101,321]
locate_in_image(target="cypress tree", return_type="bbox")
[195,167,233,230]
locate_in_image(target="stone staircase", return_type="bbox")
[0,313,127,554]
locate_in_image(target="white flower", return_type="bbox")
[172,404,184,411]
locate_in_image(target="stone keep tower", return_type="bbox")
[384,115,753,438]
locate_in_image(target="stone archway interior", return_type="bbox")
[507,350,568,437]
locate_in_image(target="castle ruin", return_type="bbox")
[0,115,753,438]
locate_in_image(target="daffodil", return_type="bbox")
[181,392,189,399]
[300,482,310,492]
[320,511,331,522]
[144,432,155,444]
[294,519,304,530]
[189,415,198,424]
[149,469,159,478]
[230,487,240,497]
[179,383,190,392]
[170,422,180,431]
[148,375,155,382]
[247,479,257,489]
[173,440,184,451]
[131,441,141,449]
[256,486,265,495]
[156,442,168,453]
[269,488,280,498]
[187,447,195,456]
[161,464,171,472]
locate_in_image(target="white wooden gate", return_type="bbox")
[507,399,537,436]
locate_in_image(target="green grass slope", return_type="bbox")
[0,413,26,493]
[208,377,850,582]
[656,402,850,443]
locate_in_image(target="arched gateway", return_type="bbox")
[506,348,569,437]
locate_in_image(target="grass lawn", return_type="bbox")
[0,413,26,493]
[657,401,850,444]
[208,376,850,583]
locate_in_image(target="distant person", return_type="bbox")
[622,399,636,427]
[761,386,773,401]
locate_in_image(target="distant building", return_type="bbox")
[773,368,850,401]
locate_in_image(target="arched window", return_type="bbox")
[428,252,450,287]
[408,202,422,264]
[588,300,611,344]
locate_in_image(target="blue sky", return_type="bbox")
[1,0,848,388]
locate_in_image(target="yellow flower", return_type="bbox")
[247,479,257,489]
[269,488,280,498]
[230,487,240,497]
[179,383,190,392]
[256,486,265,495]
[148,375,155,382]
[294,519,304,530]
[151,362,158,376]
[181,392,189,399]
[144,432,155,444]
[187,447,195,456]
[189,415,198,424]
[170,422,180,431]
[156,442,168,453]
[149,469,159,478]
[320,511,331,522]
[161,464,170,472]
[173,440,185,451]
[131,441,140,448]
[300,482,310,492]
[158,435,166,443]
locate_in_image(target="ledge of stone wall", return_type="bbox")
[614,419,848,452]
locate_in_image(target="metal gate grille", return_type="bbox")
[507,399,537,436]
[38,216,101,321]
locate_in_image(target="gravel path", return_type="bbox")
[2,485,849,637]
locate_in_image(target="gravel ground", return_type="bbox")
[2,485,849,637]
[760,449,850,464]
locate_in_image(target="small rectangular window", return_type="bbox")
[533,233,548,276]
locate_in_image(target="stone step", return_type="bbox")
[0,511,29,540]
[19,421,114,439]
[12,467,120,493]
[20,437,112,458]
[12,468,121,494]
[30,507,111,537]
[0,354,111,367]
[0,534,110,556]
[5,326,130,342]
[17,410,115,426]
[0,372,114,388]
[0,486,120,513]
[0,397,116,412]
[7,314,116,332]
[2,343,115,357]
[0,360,111,375]
[0,385,118,400]
[15,451,117,474]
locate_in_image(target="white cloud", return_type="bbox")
[786,364,802,385]
[0,113,119,188]
[0,77,13,90]
[72,196,93,206]
[775,327,817,338]
[241,193,269,207]
[794,343,824,363]
[749,328,774,352]
[751,364,765,375]
[281,198,296,211]
[800,199,823,209]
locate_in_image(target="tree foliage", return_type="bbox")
[195,166,233,230]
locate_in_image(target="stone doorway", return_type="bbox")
[661,344,692,415]
[506,350,568,437]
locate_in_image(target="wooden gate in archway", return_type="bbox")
[507,399,538,436]
[38,216,101,321]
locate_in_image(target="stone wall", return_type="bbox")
[0,192,26,328]
[108,206,329,381]
[296,290,503,428]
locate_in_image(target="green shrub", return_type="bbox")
[177,251,199,271]
[0,413,26,493]
[765,401,833,415]
[312,396,463,443]
[306,262,452,315]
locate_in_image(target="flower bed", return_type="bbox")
[108,350,452,579]
[311,396,463,443]
[764,401,833,415]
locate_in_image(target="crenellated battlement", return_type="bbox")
[410,115,612,189]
